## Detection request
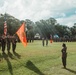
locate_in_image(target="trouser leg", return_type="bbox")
[62,57,66,68]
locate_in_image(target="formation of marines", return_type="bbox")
[0,34,17,53]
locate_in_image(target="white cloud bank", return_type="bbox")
[0,0,76,27]
[57,14,76,27]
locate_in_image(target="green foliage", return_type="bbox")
[0,13,21,35]
[70,25,76,37]
[0,13,76,39]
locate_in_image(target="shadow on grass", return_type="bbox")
[13,52,21,59]
[25,60,45,75]
[8,52,14,59]
[0,53,2,61]
[2,53,13,75]
[66,68,76,74]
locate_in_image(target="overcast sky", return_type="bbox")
[0,0,76,27]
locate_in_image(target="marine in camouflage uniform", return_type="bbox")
[1,34,6,53]
[61,43,67,68]
[6,34,11,53]
[12,35,17,53]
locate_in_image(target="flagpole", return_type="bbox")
[24,21,28,38]
[4,13,7,36]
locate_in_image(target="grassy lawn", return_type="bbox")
[0,40,76,75]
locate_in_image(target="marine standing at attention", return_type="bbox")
[61,43,67,68]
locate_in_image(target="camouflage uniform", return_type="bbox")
[1,35,6,53]
[61,43,67,68]
[6,34,11,52]
[12,36,17,52]
[42,37,45,46]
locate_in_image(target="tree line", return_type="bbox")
[0,13,76,42]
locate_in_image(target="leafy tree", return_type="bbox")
[70,24,76,37]
[0,13,21,35]
[25,19,35,42]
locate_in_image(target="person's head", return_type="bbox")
[62,43,66,47]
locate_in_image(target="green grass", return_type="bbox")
[0,40,76,75]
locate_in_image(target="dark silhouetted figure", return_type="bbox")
[1,34,6,53]
[46,38,48,46]
[42,37,45,46]
[12,35,17,53]
[7,34,11,53]
[61,43,67,68]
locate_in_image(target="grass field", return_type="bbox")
[0,40,76,75]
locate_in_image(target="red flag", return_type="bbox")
[16,22,27,47]
[4,21,7,35]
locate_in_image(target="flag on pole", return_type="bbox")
[4,13,7,36]
[16,22,27,47]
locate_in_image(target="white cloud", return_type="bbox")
[57,14,76,27]
[0,0,5,7]
[0,0,76,27]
